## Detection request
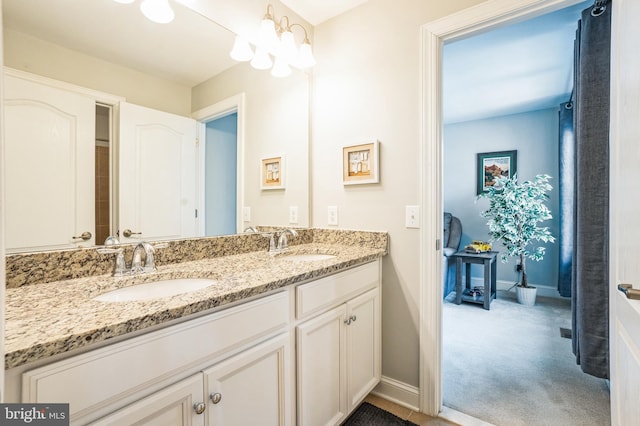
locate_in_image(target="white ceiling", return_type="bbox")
[2,0,237,87]
[279,0,369,25]
[443,2,588,124]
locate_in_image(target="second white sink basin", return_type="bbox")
[281,254,337,262]
[94,278,217,302]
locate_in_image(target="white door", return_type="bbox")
[88,374,205,426]
[119,102,198,242]
[3,74,95,251]
[296,305,347,426]
[204,333,291,426]
[609,0,640,424]
[346,288,381,411]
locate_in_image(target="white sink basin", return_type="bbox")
[281,254,337,262]
[94,278,217,302]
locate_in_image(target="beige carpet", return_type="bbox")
[442,290,610,426]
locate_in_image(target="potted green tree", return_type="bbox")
[478,173,555,305]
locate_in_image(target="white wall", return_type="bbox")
[311,0,484,389]
[3,29,192,116]
[444,108,561,288]
[193,62,310,229]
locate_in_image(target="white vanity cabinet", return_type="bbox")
[21,292,290,425]
[16,259,381,426]
[90,333,291,426]
[295,261,381,426]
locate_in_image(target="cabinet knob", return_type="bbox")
[193,402,206,414]
[344,315,357,325]
[72,231,92,241]
[210,392,222,404]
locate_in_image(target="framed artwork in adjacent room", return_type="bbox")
[476,150,517,194]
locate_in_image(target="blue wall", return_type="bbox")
[443,108,560,288]
[205,113,237,236]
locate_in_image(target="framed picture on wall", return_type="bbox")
[342,141,379,185]
[261,155,285,190]
[476,150,517,194]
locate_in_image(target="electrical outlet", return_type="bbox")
[243,206,251,222]
[327,206,338,226]
[405,205,420,228]
[289,206,299,224]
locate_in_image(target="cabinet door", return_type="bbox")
[119,102,198,242]
[296,305,347,426]
[3,73,96,252]
[89,374,205,426]
[204,333,291,426]
[346,288,381,411]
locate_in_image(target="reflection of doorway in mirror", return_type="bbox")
[205,113,238,237]
[95,104,111,245]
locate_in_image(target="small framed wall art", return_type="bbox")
[342,141,379,185]
[476,150,517,194]
[261,155,285,190]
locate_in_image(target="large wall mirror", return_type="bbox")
[2,0,310,253]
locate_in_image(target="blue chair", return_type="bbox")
[443,212,462,298]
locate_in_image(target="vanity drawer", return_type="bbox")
[22,291,289,421]
[296,260,379,320]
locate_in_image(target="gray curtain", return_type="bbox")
[558,101,574,298]
[571,0,611,380]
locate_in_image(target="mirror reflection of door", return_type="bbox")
[4,73,96,252]
[204,113,238,236]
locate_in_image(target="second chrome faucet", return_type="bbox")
[268,228,298,255]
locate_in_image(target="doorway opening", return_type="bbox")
[203,112,238,236]
[419,0,610,421]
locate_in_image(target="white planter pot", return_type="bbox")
[516,285,537,306]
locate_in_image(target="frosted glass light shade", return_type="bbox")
[251,47,273,70]
[230,36,254,62]
[271,57,292,78]
[298,42,316,68]
[258,18,279,51]
[140,0,174,24]
[278,30,297,63]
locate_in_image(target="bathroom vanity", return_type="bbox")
[4,230,387,425]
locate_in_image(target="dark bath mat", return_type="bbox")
[342,402,417,426]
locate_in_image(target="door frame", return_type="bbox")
[418,0,585,416]
[192,93,246,235]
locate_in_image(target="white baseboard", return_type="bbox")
[371,376,420,412]
[373,376,496,425]
[469,277,565,299]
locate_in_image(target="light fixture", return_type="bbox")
[230,3,316,77]
[140,0,175,24]
[112,0,174,24]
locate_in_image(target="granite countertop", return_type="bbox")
[5,243,384,370]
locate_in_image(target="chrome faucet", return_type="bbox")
[244,226,259,233]
[132,242,157,273]
[277,228,298,251]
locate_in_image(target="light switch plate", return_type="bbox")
[243,206,251,222]
[289,206,299,224]
[328,206,338,226]
[405,205,420,228]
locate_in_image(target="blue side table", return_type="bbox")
[452,251,498,310]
